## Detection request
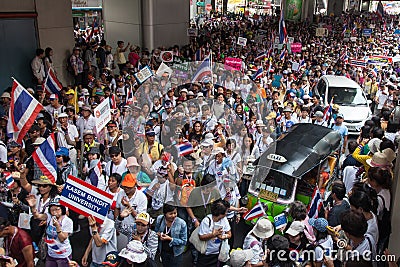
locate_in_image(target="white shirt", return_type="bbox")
[105,158,127,177]
[116,189,148,226]
[76,115,96,138]
[89,218,117,264]
[0,141,7,163]
[199,214,231,255]
[57,123,79,149]
[148,178,174,210]
[31,56,45,81]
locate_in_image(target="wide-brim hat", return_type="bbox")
[366,148,396,167]
[127,156,140,167]
[211,147,225,155]
[249,218,274,239]
[32,176,55,185]
[282,107,293,113]
[119,241,147,263]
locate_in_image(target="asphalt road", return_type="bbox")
[70,216,253,266]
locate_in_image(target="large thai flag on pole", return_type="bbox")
[44,68,62,95]
[243,201,266,221]
[191,57,212,83]
[279,4,288,44]
[7,79,43,144]
[376,1,384,20]
[322,97,333,123]
[307,186,323,219]
[32,133,57,184]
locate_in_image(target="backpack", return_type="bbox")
[66,55,74,75]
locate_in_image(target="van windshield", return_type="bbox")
[328,87,367,106]
[249,167,296,200]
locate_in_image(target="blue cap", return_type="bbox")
[56,147,69,157]
[308,218,328,232]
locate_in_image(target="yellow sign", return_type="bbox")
[259,189,279,202]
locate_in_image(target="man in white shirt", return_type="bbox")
[76,105,96,138]
[115,173,148,227]
[57,113,79,167]
[31,48,45,85]
[105,146,127,177]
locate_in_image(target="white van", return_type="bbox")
[315,75,371,135]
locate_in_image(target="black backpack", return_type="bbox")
[377,195,391,247]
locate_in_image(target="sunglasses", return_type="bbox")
[110,154,119,158]
[38,184,50,188]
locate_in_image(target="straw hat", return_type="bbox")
[366,148,396,167]
[32,176,55,185]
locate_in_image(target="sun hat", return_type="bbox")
[256,120,266,127]
[83,129,95,137]
[283,106,293,113]
[81,105,92,112]
[81,88,90,96]
[121,173,137,187]
[315,111,324,117]
[249,218,274,239]
[204,132,215,140]
[135,212,151,225]
[211,147,226,155]
[200,139,214,147]
[32,176,55,185]
[58,113,68,119]
[230,249,254,267]
[1,92,10,99]
[367,138,382,155]
[308,217,328,232]
[127,157,140,167]
[119,240,147,263]
[32,137,46,146]
[366,148,396,167]
[285,221,305,236]
[102,251,121,267]
[180,88,188,94]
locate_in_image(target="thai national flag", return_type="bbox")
[89,160,102,187]
[243,201,266,221]
[342,24,347,36]
[376,1,384,20]
[191,57,212,83]
[44,68,62,95]
[322,97,333,122]
[110,95,117,110]
[126,85,134,105]
[279,48,286,61]
[252,67,263,80]
[307,186,323,219]
[32,133,57,184]
[7,80,43,144]
[44,237,67,255]
[349,59,367,68]
[176,141,194,157]
[279,5,287,44]
[255,51,266,60]
[5,173,15,190]
[195,49,203,61]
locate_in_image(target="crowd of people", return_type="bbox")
[0,8,399,267]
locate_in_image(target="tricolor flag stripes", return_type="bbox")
[252,67,263,80]
[89,161,102,187]
[279,4,288,44]
[44,68,62,95]
[32,134,57,184]
[176,141,194,157]
[5,173,15,190]
[44,237,67,255]
[7,79,43,144]
[243,201,266,221]
[307,186,323,219]
[191,57,212,83]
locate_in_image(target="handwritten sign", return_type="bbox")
[60,175,113,224]
[224,57,242,71]
[94,99,111,132]
[316,28,328,37]
[237,37,247,46]
[134,66,153,84]
[259,189,279,202]
[291,43,302,53]
[187,28,198,37]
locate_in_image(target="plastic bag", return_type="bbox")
[218,239,230,262]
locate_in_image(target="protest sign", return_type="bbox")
[60,175,113,224]
[94,99,111,132]
[274,37,280,44]
[224,57,242,71]
[291,43,302,53]
[367,55,392,65]
[272,75,282,88]
[316,28,328,37]
[134,66,153,84]
[187,28,198,37]
[287,37,294,44]
[237,37,247,46]
[160,51,174,62]
[292,62,300,71]
[362,28,372,36]
[156,62,173,77]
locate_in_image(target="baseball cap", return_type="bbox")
[121,173,137,187]
[49,94,58,100]
[58,113,68,118]
[145,130,156,136]
[336,113,344,119]
[107,120,118,127]
[135,212,151,225]
[230,249,254,267]
[56,147,69,157]
[102,251,121,267]
[32,137,46,146]
[285,221,305,236]
[315,111,324,117]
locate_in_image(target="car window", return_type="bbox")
[328,87,367,105]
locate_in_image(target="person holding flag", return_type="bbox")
[332,113,348,155]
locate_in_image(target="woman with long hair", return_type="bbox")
[44,47,55,75]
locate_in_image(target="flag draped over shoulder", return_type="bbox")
[7,79,43,144]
